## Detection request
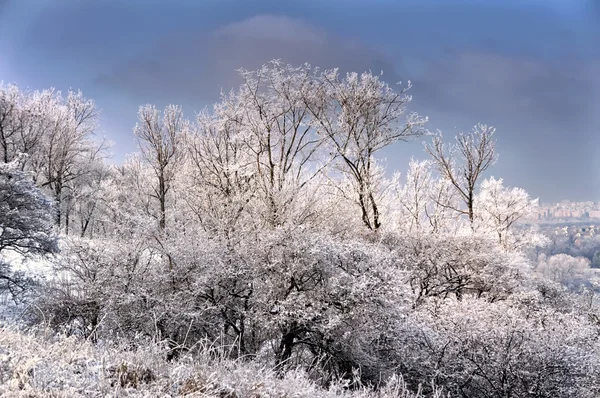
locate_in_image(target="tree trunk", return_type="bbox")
[159,171,166,231]
[276,330,296,371]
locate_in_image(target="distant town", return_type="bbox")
[529,201,600,270]
[529,200,600,223]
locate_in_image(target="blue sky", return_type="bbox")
[0,0,599,202]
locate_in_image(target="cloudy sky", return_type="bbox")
[0,0,599,202]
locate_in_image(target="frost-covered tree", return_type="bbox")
[426,124,497,224]
[0,85,62,170]
[36,90,105,229]
[184,111,255,239]
[65,157,112,238]
[0,85,108,232]
[393,159,460,236]
[0,83,23,164]
[232,61,328,227]
[475,176,543,250]
[536,253,592,287]
[309,70,427,230]
[0,83,49,166]
[0,156,57,298]
[134,104,186,231]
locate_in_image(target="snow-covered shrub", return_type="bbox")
[382,292,600,398]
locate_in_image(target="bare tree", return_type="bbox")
[395,159,459,236]
[185,112,255,238]
[309,70,427,230]
[36,90,103,230]
[134,104,186,231]
[234,61,327,227]
[0,85,52,167]
[425,124,497,224]
[0,83,21,163]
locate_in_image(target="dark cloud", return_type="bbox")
[412,52,599,130]
[96,15,403,107]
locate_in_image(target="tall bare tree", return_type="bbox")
[185,111,255,238]
[134,104,186,231]
[308,70,427,230]
[0,83,21,164]
[425,123,497,224]
[232,61,327,227]
[39,90,101,230]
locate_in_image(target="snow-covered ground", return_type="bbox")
[0,325,444,398]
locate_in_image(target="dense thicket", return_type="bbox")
[1,63,599,397]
